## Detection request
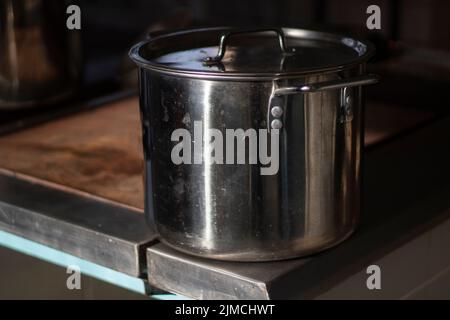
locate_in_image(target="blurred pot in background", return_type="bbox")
[0,0,82,109]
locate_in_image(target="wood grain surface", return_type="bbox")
[0,97,145,210]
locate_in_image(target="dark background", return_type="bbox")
[79,0,450,120]
[80,0,450,62]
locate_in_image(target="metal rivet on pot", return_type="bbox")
[345,95,354,119]
[271,106,283,118]
[271,119,283,130]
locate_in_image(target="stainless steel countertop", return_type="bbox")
[0,172,157,278]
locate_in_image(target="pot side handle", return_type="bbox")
[267,74,379,131]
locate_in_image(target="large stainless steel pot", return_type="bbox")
[130,27,378,261]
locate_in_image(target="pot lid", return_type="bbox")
[130,27,374,80]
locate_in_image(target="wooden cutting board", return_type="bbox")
[0,97,145,210]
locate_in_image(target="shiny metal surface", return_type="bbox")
[272,74,379,95]
[0,0,81,109]
[138,71,366,261]
[0,171,157,277]
[130,27,374,80]
[267,74,378,131]
[131,27,376,261]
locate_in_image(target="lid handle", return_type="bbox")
[203,28,292,65]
